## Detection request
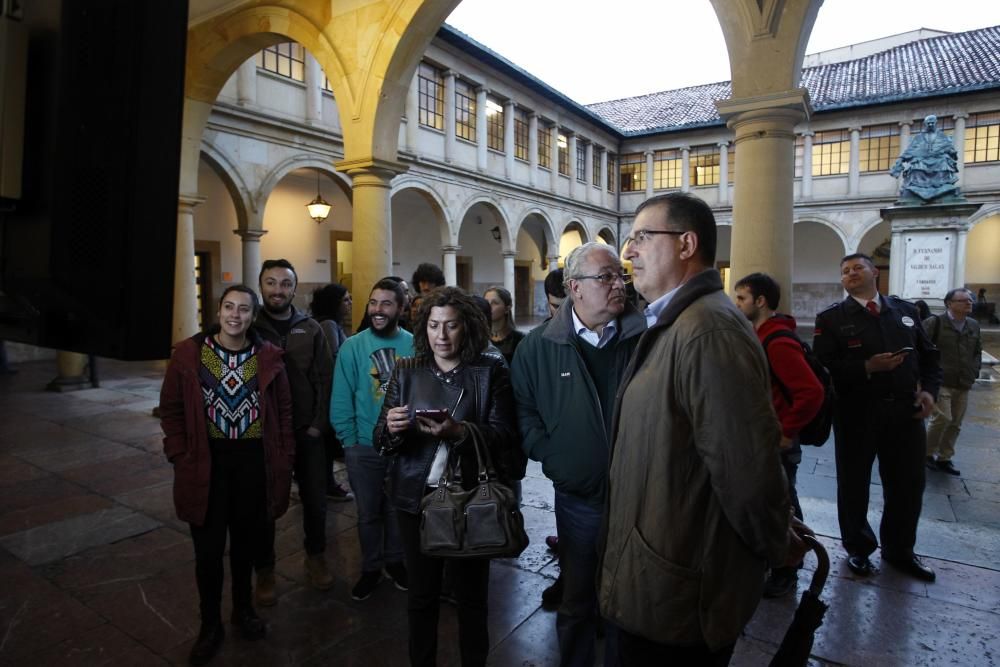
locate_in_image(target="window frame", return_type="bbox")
[417,62,444,131]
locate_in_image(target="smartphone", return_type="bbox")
[414,409,449,423]
[892,346,914,356]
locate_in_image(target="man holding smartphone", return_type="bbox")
[813,254,942,582]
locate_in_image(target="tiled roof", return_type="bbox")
[587,25,1000,136]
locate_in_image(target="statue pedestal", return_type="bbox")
[881,201,981,306]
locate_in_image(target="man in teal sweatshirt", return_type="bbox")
[331,278,414,601]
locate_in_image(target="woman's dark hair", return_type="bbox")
[913,299,931,320]
[412,287,489,364]
[218,284,260,316]
[484,286,516,329]
[412,263,446,293]
[310,283,348,322]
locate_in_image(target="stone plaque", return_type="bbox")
[902,232,952,300]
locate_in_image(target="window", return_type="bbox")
[538,125,552,169]
[558,134,569,175]
[653,149,682,189]
[794,136,805,179]
[577,144,586,182]
[257,42,305,82]
[859,124,900,173]
[607,154,616,192]
[322,75,332,93]
[417,63,444,130]
[619,153,645,192]
[514,110,529,161]
[812,130,849,176]
[455,81,476,142]
[486,97,504,152]
[593,147,602,186]
[964,111,1000,164]
[689,145,721,186]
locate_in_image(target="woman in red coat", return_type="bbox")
[159,285,295,666]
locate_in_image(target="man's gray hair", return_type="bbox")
[563,242,618,285]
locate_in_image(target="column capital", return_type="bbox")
[898,120,913,128]
[335,157,407,184]
[798,130,815,138]
[441,245,462,254]
[233,228,267,241]
[717,140,729,149]
[848,125,862,133]
[644,149,654,157]
[953,112,969,121]
[501,250,517,259]
[715,88,812,128]
[179,194,207,210]
[679,145,691,153]
[475,85,489,96]
[503,99,516,110]
[441,69,456,80]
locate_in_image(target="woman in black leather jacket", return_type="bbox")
[374,287,524,667]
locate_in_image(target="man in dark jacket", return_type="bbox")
[512,242,645,667]
[600,193,794,666]
[813,253,942,582]
[254,259,335,601]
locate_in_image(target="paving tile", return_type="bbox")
[0,475,87,513]
[0,453,49,487]
[13,437,141,474]
[950,496,1000,528]
[0,493,113,537]
[113,481,185,532]
[0,506,161,565]
[26,621,169,666]
[61,452,171,497]
[965,478,1000,504]
[69,410,165,446]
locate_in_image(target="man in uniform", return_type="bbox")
[813,253,942,581]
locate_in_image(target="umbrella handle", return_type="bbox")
[802,535,829,596]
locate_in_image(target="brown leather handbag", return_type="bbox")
[419,422,528,559]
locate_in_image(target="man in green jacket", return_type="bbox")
[923,287,982,476]
[600,193,799,665]
[512,242,645,667]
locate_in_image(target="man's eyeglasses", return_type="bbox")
[574,271,633,286]
[622,228,686,249]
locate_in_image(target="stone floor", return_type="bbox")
[0,356,998,666]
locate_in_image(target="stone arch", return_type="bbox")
[455,194,513,250]
[969,203,1000,229]
[795,215,850,254]
[256,154,352,222]
[200,142,253,232]
[560,218,590,243]
[595,225,617,247]
[852,215,891,255]
[391,178,452,245]
[513,207,558,250]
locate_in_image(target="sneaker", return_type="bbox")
[763,567,798,598]
[188,621,224,666]
[936,460,961,476]
[385,561,409,591]
[255,570,277,608]
[541,575,563,609]
[351,570,384,601]
[326,482,354,502]
[230,606,266,641]
[305,554,334,591]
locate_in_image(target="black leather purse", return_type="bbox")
[419,422,529,559]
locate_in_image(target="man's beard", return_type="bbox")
[370,313,399,337]
[263,298,291,316]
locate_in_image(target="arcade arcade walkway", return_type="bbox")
[0,353,998,666]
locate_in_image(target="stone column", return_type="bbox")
[528,113,539,187]
[599,149,609,208]
[889,229,904,296]
[801,131,814,199]
[236,58,257,107]
[475,87,488,172]
[550,124,560,194]
[899,120,912,150]
[955,229,969,289]
[344,165,398,326]
[304,52,322,125]
[234,228,267,286]
[954,112,968,184]
[503,100,515,180]
[502,251,516,311]
[848,126,861,196]
[442,245,460,286]
[716,90,810,302]
[585,143,595,204]
[568,133,578,200]
[405,74,419,153]
[718,141,729,204]
[680,146,691,192]
[173,195,205,344]
[46,351,92,392]
[547,253,561,272]
[443,70,456,163]
[645,150,654,199]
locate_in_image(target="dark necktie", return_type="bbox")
[866,301,879,316]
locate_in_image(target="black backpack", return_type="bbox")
[761,330,834,446]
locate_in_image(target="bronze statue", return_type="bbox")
[890,115,961,202]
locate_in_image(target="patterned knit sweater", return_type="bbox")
[199,336,262,439]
